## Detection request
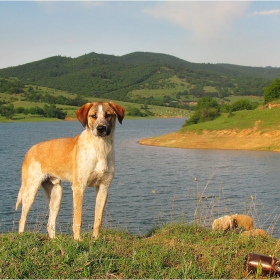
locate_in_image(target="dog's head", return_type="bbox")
[76,102,125,137]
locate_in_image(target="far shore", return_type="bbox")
[138,128,280,152]
[0,115,187,123]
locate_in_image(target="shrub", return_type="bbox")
[264,78,280,104]
[184,96,220,126]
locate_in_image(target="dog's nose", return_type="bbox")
[97,125,106,134]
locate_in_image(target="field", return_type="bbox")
[0,84,191,122]
[226,95,264,103]
[129,76,190,99]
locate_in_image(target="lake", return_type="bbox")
[0,118,279,237]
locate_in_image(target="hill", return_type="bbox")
[0,52,279,107]
[139,105,280,152]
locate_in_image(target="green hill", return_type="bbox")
[0,52,279,107]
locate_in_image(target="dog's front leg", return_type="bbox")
[93,184,109,239]
[72,186,85,241]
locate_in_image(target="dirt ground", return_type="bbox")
[138,128,280,152]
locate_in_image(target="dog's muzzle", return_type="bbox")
[96,125,110,137]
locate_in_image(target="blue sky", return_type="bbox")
[1,1,280,69]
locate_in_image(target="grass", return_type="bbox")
[226,95,264,103]
[1,223,279,279]
[181,106,280,133]
[129,75,190,100]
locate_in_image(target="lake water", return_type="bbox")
[0,118,279,237]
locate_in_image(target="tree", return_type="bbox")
[16,107,25,114]
[184,96,220,126]
[126,106,142,116]
[264,78,280,104]
[29,106,44,116]
[231,99,252,111]
[196,96,219,111]
[0,104,15,119]
[43,104,67,119]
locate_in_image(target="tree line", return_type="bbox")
[0,103,67,120]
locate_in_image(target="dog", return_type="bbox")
[241,229,268,238]
[212,215,234,232]
[15,102,125,241]
[231,214,254,231]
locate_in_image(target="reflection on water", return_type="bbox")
[0,118,279,237]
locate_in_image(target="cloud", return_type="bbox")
[143,2,249,41]
[253,9,280,16]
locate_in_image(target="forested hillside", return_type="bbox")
[0,52,279,107]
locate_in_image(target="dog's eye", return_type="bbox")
[90,114,97,119]
[105,113,112,118]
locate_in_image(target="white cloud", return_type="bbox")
[143,2,249,42]
[254,9,280,16]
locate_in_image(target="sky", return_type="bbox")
[0,1,280,69]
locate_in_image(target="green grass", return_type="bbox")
[128,75,190,99]
[203,86,218,93]
[181,106,280,133]
[34,86,76,99]
[226,95,264,103]
[1,223,279,279]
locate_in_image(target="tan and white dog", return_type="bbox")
[15,102,125,241]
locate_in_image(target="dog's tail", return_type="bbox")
[15,186,23,210]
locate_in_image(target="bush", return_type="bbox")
[16,107,25,114]
[264,78,280,104]
[196,96,219,111]
[184,96,220,126]
[0,104,15,119]
[231,99,252,111]
[126,106,143,117]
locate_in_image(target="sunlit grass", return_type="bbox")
[1,223,279,278]
[181,106,280,133]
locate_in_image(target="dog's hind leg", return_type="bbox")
[42,178,63,239]
[18,178,42,233]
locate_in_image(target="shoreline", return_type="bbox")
[0,115,187,124]
[138,128,280,152]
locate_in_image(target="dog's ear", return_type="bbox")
[108,102,125,124]
[76,103,92,127]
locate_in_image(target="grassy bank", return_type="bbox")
[181,105,280,133]
[139,106,280,151]
[1,223,279,279]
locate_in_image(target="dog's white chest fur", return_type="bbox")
[77,130,115,187]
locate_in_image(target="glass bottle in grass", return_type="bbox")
[245,253,280,277]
